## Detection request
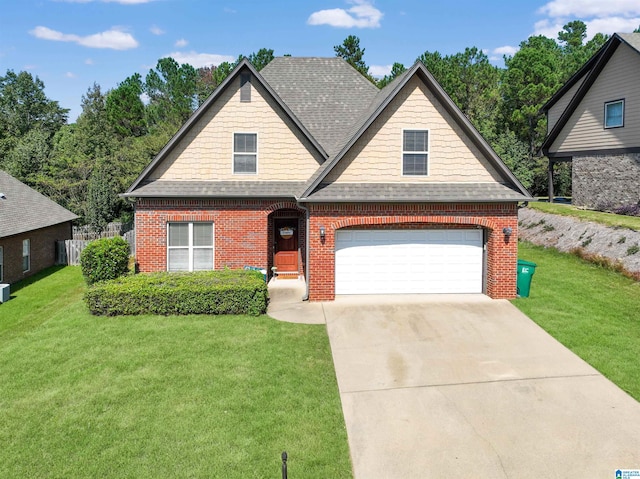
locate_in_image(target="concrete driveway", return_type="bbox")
[323,295,640,478]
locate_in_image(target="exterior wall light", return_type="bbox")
[502,227,513,237]
[319,226,326,241]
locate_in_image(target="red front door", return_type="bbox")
[274,219,298,274]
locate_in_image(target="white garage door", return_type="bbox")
[335,229,484,295]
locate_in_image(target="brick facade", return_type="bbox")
[0,222,73,284]
[572,153,640,209]
[135,199,518,301]
[306,203,518,301]
[135,199,306,274]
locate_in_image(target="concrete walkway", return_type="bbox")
[266,278,325,324]
[267,283,640,478]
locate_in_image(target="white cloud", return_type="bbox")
[30,26,139,50]
[584,16,640,35]
[223,7,237,14]
[150,25,165,35]
[308,0,383,28]
[538,0,640,19]
[493,45,519,56]
[175,38,188,47]
[167,51,235,68]
[536,0,640,40]
[23,64,37,70]
[65,71,76,78]
[85,58,94,65]
[369,64,392,77]
[533,19,564,39]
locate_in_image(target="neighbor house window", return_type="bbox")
[233,133,257,174]
[22,239,30,272]
[167,223,214,272]
[604,100,624,128]
[403,129,429,175]
[0,246,3,282]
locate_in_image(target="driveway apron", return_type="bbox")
[323,295,640,478]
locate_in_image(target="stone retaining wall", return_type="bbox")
[518,207,640,274]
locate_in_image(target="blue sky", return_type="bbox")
[2,0,639,121]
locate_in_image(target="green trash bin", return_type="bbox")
[516,260,537,298]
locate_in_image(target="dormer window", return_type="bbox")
[233,133,257,174]
[604,99,624,128]
[402,129,429,176]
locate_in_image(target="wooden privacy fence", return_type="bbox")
[56,228,135,266]
[56,239,90,266]
[72,222,133,241]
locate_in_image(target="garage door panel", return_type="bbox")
[335,229,483,295]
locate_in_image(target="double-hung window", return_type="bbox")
[22,239,30,272]
[604,100,624,128]
[167,223,214,272]
[233,133,257,174]
[402,130,429,176]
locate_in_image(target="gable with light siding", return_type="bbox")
[550,44,640,153]
[149,76,324,182]
[323,76,503,184]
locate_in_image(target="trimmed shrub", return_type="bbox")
[84,270,268,316]
[80,236,131,285]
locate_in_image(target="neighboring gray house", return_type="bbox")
[0,171,77,284]
[541,32,640,209]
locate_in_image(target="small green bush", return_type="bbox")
[80,237,130,285]
[84,270,268,316]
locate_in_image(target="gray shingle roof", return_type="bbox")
[618,32,640,53]
[261,57,379,156]
[0,170,78,238]
[125,56,532,203]
[304,182,530,202]
[125,180,306,198]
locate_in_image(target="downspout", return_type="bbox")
[296,199,310,301]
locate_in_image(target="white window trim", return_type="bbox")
[0,246,3,282]
[166,222,215,272]
[22,239,30,273]
[401,128,430,176]
[604,99,624,129]
[232,132,258,175]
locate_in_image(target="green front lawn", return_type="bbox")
[529,201,640,231]
[514,242,640,401]
[0,267,351,478]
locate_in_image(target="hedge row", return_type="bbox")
[84,270,268,316]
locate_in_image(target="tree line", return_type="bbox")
[1,21,637,231]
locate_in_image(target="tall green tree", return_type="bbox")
[377,62,406,88]
[87,158,118,233]
[334,35,375,83]
[501,35,563,159]
[557,21,608,80]
[248,48,274,71]
[144,58,198,128]
[418,47,501,137]
[106,73,146,139]
[0,70,67,175]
